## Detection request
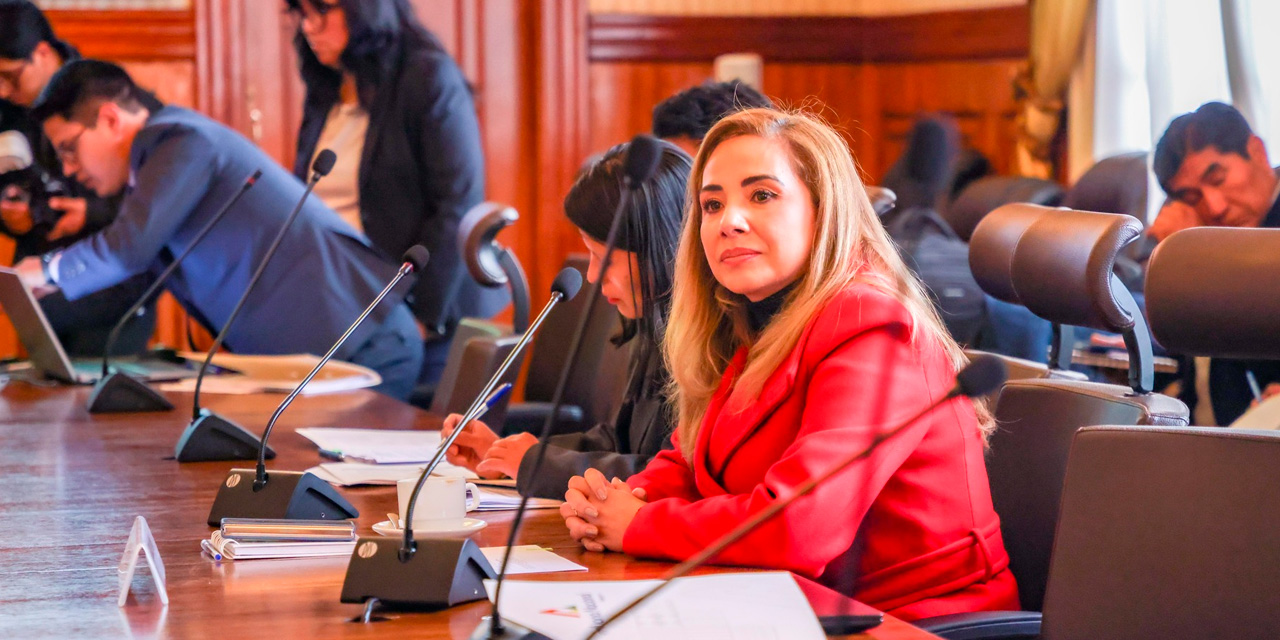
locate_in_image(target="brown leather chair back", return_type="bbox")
[945,176,1065,242]
[506,255,633,435]
[1146,227,1280,359]
[430,326,521,427]
[1062,152,1148,221]
[1040,426,1280,640]
[975,205,1189,611]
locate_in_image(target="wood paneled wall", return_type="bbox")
[587,0,1023,15]
[3,2,1023,363]
[586,7,1028,182]
[3,1,590,362]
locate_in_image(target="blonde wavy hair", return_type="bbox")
[663,108,992,461]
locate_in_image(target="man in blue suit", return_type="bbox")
[14,60,423,399]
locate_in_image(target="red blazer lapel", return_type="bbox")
[700,341,803,489]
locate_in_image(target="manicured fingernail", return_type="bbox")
[586,507,599,518]
[596,489,608,500]
[586,527,598,537]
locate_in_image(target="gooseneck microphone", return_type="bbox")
[174,151,336,462]
[582,355,1009,640]
[85,168,262,414]
[402,267,582,553]
[204,245,429,527]
[338,267,583,611]
[481,135,664,639]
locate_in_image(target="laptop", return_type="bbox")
[0,267,200,384]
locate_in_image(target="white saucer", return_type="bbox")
[372,517,487,538]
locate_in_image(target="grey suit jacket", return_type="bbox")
[53,106,412,361]
[515,346,673,500]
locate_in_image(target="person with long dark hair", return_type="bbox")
[286,0,506,385]
[439,141,690,500]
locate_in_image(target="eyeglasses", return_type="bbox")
[288,0,342,31]
[54,127,88,166]
[0,60,28,92]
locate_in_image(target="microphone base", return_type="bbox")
[86,372,174,414]
[341,537,495,609]
[468,619,546,640]
[175,410,276,462]
[206,469,357,527]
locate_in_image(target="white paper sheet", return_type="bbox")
[479,546,587,575]
[295,427,446,463]
[1230,393,1280,430]
[484,572,825,640]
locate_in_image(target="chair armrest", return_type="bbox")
[914,611,1042,640]
[502,402,584,435]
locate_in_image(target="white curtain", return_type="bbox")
[1083,0,1278,220]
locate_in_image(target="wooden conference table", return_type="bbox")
[0,382,940,639]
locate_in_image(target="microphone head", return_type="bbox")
[551,267,583,301]
[311,149,337,177]
[955,354,1008,398]
[401,245,430,272]
[623,135,663,187]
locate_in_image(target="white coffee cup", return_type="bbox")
[396,476,478,529]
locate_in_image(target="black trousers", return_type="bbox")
[39,273,156,358]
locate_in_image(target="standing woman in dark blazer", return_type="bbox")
[440,142,690,500]
[287,0,507,384]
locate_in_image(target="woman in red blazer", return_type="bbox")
[559,108,1018,621]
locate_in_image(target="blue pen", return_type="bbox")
[1247,370,1263,403]
[474,383,513,422]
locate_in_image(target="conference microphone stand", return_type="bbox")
[478,135,665,640]
[338,267,583,611]
[204,245,429,527]
[174,150,336,462]
[86,169,262,414]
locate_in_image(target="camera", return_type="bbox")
[0,130,69,230]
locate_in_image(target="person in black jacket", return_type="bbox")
[1150,101,1280,425]
[0,0,152,356]
[287,0,506,384]
[441,142,690,500]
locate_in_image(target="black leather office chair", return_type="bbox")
[502,255,633,436]
[459,202,531,333]
[945,176,1065,243]
[967,204,1078,380]
[1038,425,1280,639]
[424,318,519,427]
[1062,152,1153,292]
[1146,226,1280,362]
[919,206,1189,640]
[866,185,898,216]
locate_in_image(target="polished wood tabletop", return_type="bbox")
[0,381,938,640]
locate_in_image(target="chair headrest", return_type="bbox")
[944,176,1065,241]
[458,202,519,287]
[969,204,1044,304]
[1062,152,1149,224]
[866,186,897,216]
[1146,227,1280,359]
[971,204,1143,332]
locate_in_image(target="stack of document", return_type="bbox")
[202,519,357,561]
[471,485,560,511]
